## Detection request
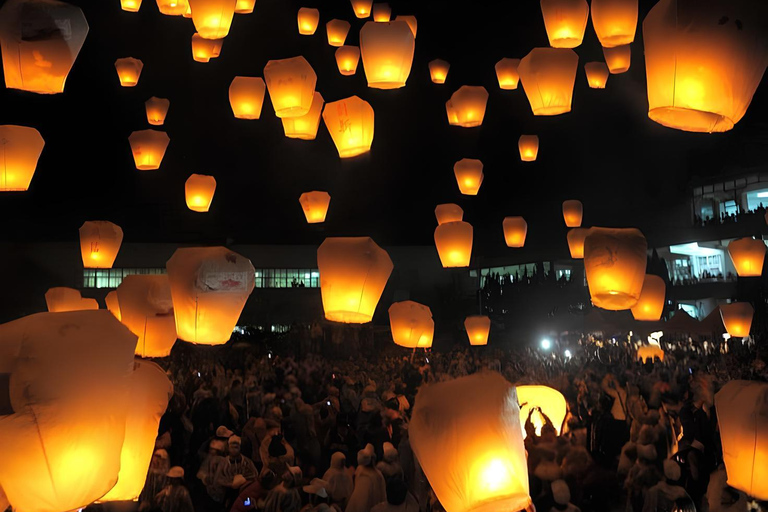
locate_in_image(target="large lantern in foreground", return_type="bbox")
[188,0,236,39]
[720,303,753,338]
[264,56,317,118]
[185,174,216,212]
[562,199,583,227]
[116,275,177,358]
[299,191,331,223]
[630,274,665,321]
[602,44,630,74]
[114,58,143,87]
[435,203,463,225]
[447,86,489,127]
[495,58,521,90]
[727,237,766,277]
[297,7,319,34]
[80,221,124,269]
[453,158,484,195]
[434,221,473,268]
[45,287,99,312]
[322,96,375,158]
[373,3,391,22]
[584,62,609,88]
[567,228,588,259]
[591,0,638,48]
[166,246,255,345]
[389,301,434,348]
[503,217,527,248]
[317,237,393,323]
[129,130,170,171]
[395,15,417,37]
[518,48,579,116]
[584,227,647,310]
[410,373,531,512]
[350,0,372,18]
[518,135,539,162]
[106,290,122,321]
[0,125,44,192]
[540,0,589,48]
[145,97,170,126]
[360,20,415,89]
[283,92,324,139]
[429,59,450,84]
[326,19,351,46]
[335,46,360,75]
[0,0,89,94]
[516,385,567,437]
[464,315,490,345]
[636,344,664,363]
[229,76,266,120]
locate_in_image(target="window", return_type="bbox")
[82,268,165,289]
[555,269,571,280]
[719,200,738,216]
[254,269,319,288]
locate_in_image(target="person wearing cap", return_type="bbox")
[371,477,419,512]
[346,445,386,512]
[200,438,227,503]
[156,467,194,512]
[323,452,354,508]
[263,467,303,512]
[215,435,259,508]
[139,449,170,512]
[301,478,335,512]
[548,480,580,512]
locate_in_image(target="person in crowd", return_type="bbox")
[323,452,354,509]
[377,442,403,481]
[549,480,580,512]
[139,449,171,511]
[216,436,259,508]
[347,444,387,512]
[263,467,303,512]
[371,477,419,512]
[156,467,195,512]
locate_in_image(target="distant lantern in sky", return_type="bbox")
[80,221,124,269]
[447,86,489,127]
[166,246,256,345]
[360,20,415,89]
[322,95,375,158]
[121,0,142,12]
[518,135,539,162]
[636,344,664,363]
[503,217,528,248]
[185,174,216,212]
[128,130,170,171]
[373,3,391,21]
[45,287,99,312]
[389,301,434,348]
[335,46,360,75]
[721,303,753,338]
[562,199,583,227]
[116,275,177,358]
[114,57,143,87]
[584,227,647,310]
[727,238,766,277]
[453,158,484,195]
[591,0,637,47]
[145,97,170,125]
[495,58,521,90]
[326,19,351,46]
[317,237,393,323]
[156,0,188,15]
[435,203,464,225]
[517,385,568,437]
[0,125,44,192]
[188,0,236,39]
[429,59,450,84]
[644,0,768,133]
[297,8,320,35]
[464,315,491,345]
[106,290,121,321]
[584,62,609,88]
[299,191,331,223]
[234,0,255,14]
[630,274,666,321]
[191,33,221,62]
[283,91,324,139]
[229,76,266,119]
[434,221,473,268]
[0,0,89,94]
[395,15,417,37]
[264,56,317,118]
[350,0,372,18]
[567,227,588,259]
[518,47,579,116]
[602,44,630,73]
[540,0,589,48]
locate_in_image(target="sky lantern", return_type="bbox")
[643,0,768,133]
[720,303,754,338]
[80,221,124,269]
[454,158,484,195]
[297,8,320,35]
[359,20,415,89]
[335,46,360,75]
[373,3,391,21]
[602,44,630,73]
[128,130,170,171]
[264,56,317,118]
[0,0,89,94]
[114,57,143,87]
[121,0,142,12]
[191,33,221,62]
[434,221,473,268]
[45,287,99,313]
[0,125,44,192]
[516,385,567,437]
[518,135,539,162]
[435,203,464,225]
[229,76,266,119]
[188,0,236,39]
[350,0,372,18]
[283,91,324,139]
[410,373,531,512]
[630,274,666,321]
[389,301,434,348]
[317,237,393,323]
[495,58,521,90]
[518,48,579,116]
[116,275,177,358]
[715,380,768,500]
[326,19,351,46]
[211,38,223,58]
[448,86,489,127]
[299,191,331,223]
[322,95,375,158]
[591,0,637,47]
[636,344,664,363]
[727,238,766,277]
[395,15,417,37]
[429,59,450,84]
[234,0,255,14]
[445,101,459,125]
[540,0,589,48]
[183,3,191,16]
[584,227,647,310]
[503,217,528,248]
[156,0,188,15]
[166,246,256,345]
[567,228,588,259]
[185,174,216,212]
[464,315,490,346]
[145,97,170,126]
[562,199,583,227]
[106,291,122,321]
[584,62,609,88]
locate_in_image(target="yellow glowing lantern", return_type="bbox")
[116,275,177,358]
[122,0,142,12]
[283,92,324,139]
[45,287,99,313]
[234,0,254,14]
[495,58,521,90]
[453,158,484,195]
[157,0,188,15]
[715,380,768,500]
[183,3,191,16]
[465,315,490,346]
[128,130,170,171]
[373,3,390,21]
[728,238,766,277]
[445,100,459,125]
[264,56,317,118]
[350,0,372,18]
[630,274,665,321]
[145,97,170,126]
[602,44,630,73]
[516,385,567,437]
[326,19,351,46]
[395,15,417,37]
[584,227,647,310]
[211,38,223,57]
[567,228,588,259]
[434,221,473,268]
[429,59,450,84]
[448,86,489,127]
[591,0,637,48]
[229,76,266,119]
[643,0,768,133]
[322,95,375,158]
[389,301,434,348]
[317,237,393,323]
[0,125,44,192]
[335,46,360,75]
[585,62,609,88]
[721,303,753,338]
[191,33,221,62]
[359,20,415,89]
[503,217,527,248]
[636,344,664,363]
[297,8,320,35]
[518,135,539,162]
[80,221,124,269]
[166,246,255,345]
[188,0,236,39]
[435,203,464,225]
[106,290,122,321]
[540,0,589,48]
[518,48,579,116]
[185,174,216,212]
[114,57,143,87]
[562,199,583,227]
[0,0,89,94]
[299,191,331,223]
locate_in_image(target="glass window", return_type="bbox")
[252,269,320,288]
[82,268,165,289]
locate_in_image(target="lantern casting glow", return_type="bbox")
[106,290,121,321]
[503,217,528,248]
[115,57,143,87]
[429,59,450,84]
[591,0,638,47]
[360,20,415,89]
[322,96,375,158]
[229,77,266,119]
[584,227,647,310]
[80,221,124,269]
[326,20,351,46]
[188,0,236,39]
[720,303,753,338]
[116,275,177,358]
[283,92,324,140]
[389,301,434,348]
[129,130,170,171]
[636,345,664,363]
[121,0,142,11]
[516,385,567,437]
[562,199,583,227]
[434,221,473,268]
[234,0,254,14]
[297,8,320,35]
[0,125,44,192]
[518,48,579,116]
[585,62,609,88]
[540,0,589,48]
[264,56,317,118]
[465,316,490,345]
[435,203,464,225]
[157,0,188,15]
[373,3,391,22]
[567,228,588,259]
[185,174,216,212]
[518,135,539,162]
[145,97,170,126]
[395,15,417,37]
[603,44,630,74]
[453,158,484,195]
[495,58,521,90]
[335,46,360,76]
[447,86,489,127]
[350,0,372,18]
[299,191,331,223]
[630,274,665,321]
[45,287,99,313]
[727,237,766,277]
[191,33,222,62]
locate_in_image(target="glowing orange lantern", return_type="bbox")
[518,48,579,116]
[235,0,255,14]
[429,59,450,84]
[435,203,463,225]
[359,20,415,89]
[45,287,99,312]
[229,76,266,119]
[591,0,637,48]
[157,0,188,15]
[503,217,527,248]
[326,19,351,46]
[335,46,360,75]
[630,274,665,321]
[636,344,664,363]
[0,125,44,192]
[395,15,417,37]
[188,0,236,39]
[299,191,331,223]
[464,315,490,345]
[445,101,459,125]
[317,237,393,323]
[191,33,222,62]
[585,62,609,88]
[447,86,489,127]
[185,174,216,212]
[562,199,583,227]
[128,130,170,171]
[567,228,588,259]
[122,0,142,12]
[283,92,324,139]
[116,275,177,358]
[516,385,567,436]
[434,221,473,268]
[454,158,484,195]
[322,95,375,158]
[720,303,753,338]
[603,44,630,73]
[350,0,372,18]
[389,301,434,348]
[80,221,124,269]
[495,58,521,90]
[297,8,319,34]
[106,291,122,321]
[373,3,391,22]
[114,57,143,87]
[518,135,539,162]
[183,3,191,16]
[264,56,317,118]
[584,227,647,310]
[145,97,170,126]
[727,238,766,277]
[540,0,589,48]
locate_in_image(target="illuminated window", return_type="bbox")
[254,269,320,288]
[82,268,166,289]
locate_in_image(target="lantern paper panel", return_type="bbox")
[299,191,331,223]
[80,221,124,269]
[116,275,177,358]
[157,0,188,15]
[567,228,589,259]
[464,315,490,346]
[234,0,255,14]
[585,62,609,88]
[183,4,191,17]
[322,96,375,158]
[145,97,170,126]
[129,130,170,171]
[188,0,236,39]
[373,3,390,22]
[518,48,579,116]
[115,57,143,87]
[283,92,324,140]
[503,217,528,248]
[297,8,320,35]
[584,227,647,310]
[191,33,222,62]
[395,15,417,37]
[435,203,463,225]
[562,199,583,227]
[496,58,521,90]
[335,46,360,76]
[389,301,434,348]
[185,174,216,213]
[727,237,766,277]
[121,0,142,12]
[453,158,484,195]
[603,44,630,74]
[630,274,666,321]
[0,125,45,192]
[229,76,266,119]
[636,344,664,363]
[327,19,351,46]
[106,290,122,321]
[516,385,567,437]
[518,135,539,162]
[434,221,473,268]
[447,86,489,127]
[591,0,638,47]
[264,56,317,118]
[720,302,753,338]
[540,0,589,48]
[350,0,372,18]
[429,59,450,84]
[360,20,415,89]
[45,287,99,313]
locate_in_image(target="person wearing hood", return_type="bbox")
[377,442,403,481]
[261,429,296,475]
[548,480,580,512]
[642,460,691,512]
[264,467,303,512]
[139,449,170,511]
[371,477,419,512]
[156,467,194,512]
[347,444,387,512]
[323,452,354,508]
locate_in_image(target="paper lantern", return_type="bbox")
[188,0,236,39]
[453,158,483,195]
[630,274,665,321]
[373,3,390,22]
[603,44,630,73]
[145,97,170,126]
[128,130,170,171]
[359,20,415,89]
[350,0,372,18]
[395,15,417,37]
[585,62,609,88]
[540,0,589,48]
[495,58,521,90]
[567,228,588,259]
[116,275,177,358]
[0,125,44,192]
[516,385,567,437]
[447,86,489,127]
[45,287,99,313]
[229,76,266,119]
[326,19,351,46]
[317,237,393,323]
[464,315,490,346]
[643,0,768,133]
[106,291,122,321]
[157,0,188,15]
[80,221,124,269]
[335,46,360,76]
[721,303,754,338]
[389,301,434,348]
[114,57,143,87]
[183,3,191,16]
[584,227,647,310]
[445,101,459,125]
[503,217,528,248]
[184,174,216,212]
[636,344,664,363]
[434,221,473,268]
[122,0,142,12]
[518,135,539,162]
[429,59,450,84]
[166,246,255,345]
[728,238,766,277]
[191,33,222,62]
[591,0,637,47]
[518,48,579,116]
[322,95,375,158]
[435,203,463,225]
[410,373,531,512]
[299,191,331,223]
[234,0,254,14]
[0,0,89,94]
[297,8,320,35]
[283,92,324,140]
[562,199,583,227]
[264,56,317,118]
[715,380,768,500]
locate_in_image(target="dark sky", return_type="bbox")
[1,0,767,258]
